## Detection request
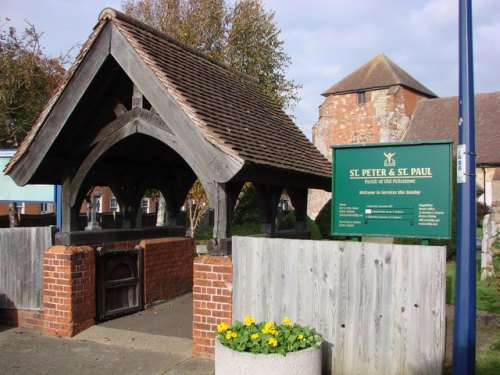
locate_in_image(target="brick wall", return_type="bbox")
[312,86,426,157]
[308,86,428,219]
[0,308,44,331]
[1,237,195,338]
[192,255,233,359]
[43,245,96,337]
[141,237,194,306]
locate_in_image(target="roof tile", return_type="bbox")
[322,54,436,98]
[403,92,500,166]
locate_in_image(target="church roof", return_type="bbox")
[5,8,331,188]
[322,54,437,98]
[403,92,500,166]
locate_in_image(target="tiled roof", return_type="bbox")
[322,54,436,98]
[5,8,331,181]
[403,92,500,166]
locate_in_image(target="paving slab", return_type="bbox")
[0,293,214,375]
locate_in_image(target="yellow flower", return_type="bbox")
[231,332,237,338]
[298,334,304,340]
[269,328,279,336]
[282,317,294,327]
[269,337,278,347]
[217,322,228,333]
[262,321,275,334]
[244,315,255,327]
[251,333,260,340]
[225,330,233,340]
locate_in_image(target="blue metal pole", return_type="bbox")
[55,185,62,230]
[453,0,476,374]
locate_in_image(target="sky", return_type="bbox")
[2,0,500,139]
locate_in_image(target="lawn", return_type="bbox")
[446,255,499,314]
[476,334,500,375]
[444,252,499,374]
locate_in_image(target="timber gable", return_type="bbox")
[5,8,330,242]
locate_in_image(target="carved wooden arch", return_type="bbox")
[69,108,216,209]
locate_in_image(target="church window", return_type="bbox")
[357,91,367,105]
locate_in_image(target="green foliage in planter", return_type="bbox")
[216,316,322,356]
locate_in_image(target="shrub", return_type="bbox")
[278,211,322,240]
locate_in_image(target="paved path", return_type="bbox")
[0,293,215,375]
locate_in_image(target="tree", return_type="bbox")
[185,180,210,237]
[0,18,65,148]
[122,0,300,111]
[8,202,20,227]
[226,0,299,109]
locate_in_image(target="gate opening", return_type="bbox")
[96,247,143,321]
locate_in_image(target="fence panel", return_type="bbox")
[232,236,446,375]
[0,227,54,309]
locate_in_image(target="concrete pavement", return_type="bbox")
[0,293,215,375]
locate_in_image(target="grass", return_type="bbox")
[446,254,500,314]
[443,244,499,374]
[444,334,500,375]
[476,334,500,375]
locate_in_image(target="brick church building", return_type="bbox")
[309,54,500,221]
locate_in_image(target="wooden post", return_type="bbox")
[255,184,283,236]
[208,182,243,255]
[287,187,308,232]
[132,84,143,109]
[61,175,79,232]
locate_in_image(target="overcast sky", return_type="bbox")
[3,0,499,138]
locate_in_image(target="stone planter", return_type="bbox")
[215,339,322,375]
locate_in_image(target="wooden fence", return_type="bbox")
[0,227,55,309]
[232,236,446,375]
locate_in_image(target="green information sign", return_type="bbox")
[332,141,452,239]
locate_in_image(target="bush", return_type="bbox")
[314,199,332,239]
[278,211,322,240]
[233,184,261,225]
[232,222,261,236]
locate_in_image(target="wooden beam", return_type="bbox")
[132,84,143,108]
[60,174,79,232]
[89,107,172,147]
[287,187,308,231]
[234,165,331,191]
[212,182,244,240]
[70,122,137,206]
[70,107,200,207]
[254,184,283,235]
[207,181,244,255]
[160,174,197,225]
[110,25,243,184]
[9,25,113,186]
[59,64,122,156]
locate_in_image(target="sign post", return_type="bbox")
[453,0,477,373]
[332,141,452,240]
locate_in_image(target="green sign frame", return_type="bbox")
[331,141,452,239]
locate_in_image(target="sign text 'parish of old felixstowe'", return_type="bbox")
[332,141,452,239]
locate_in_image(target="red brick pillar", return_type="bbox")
[192,255,233,359]
[42,246,95,337]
